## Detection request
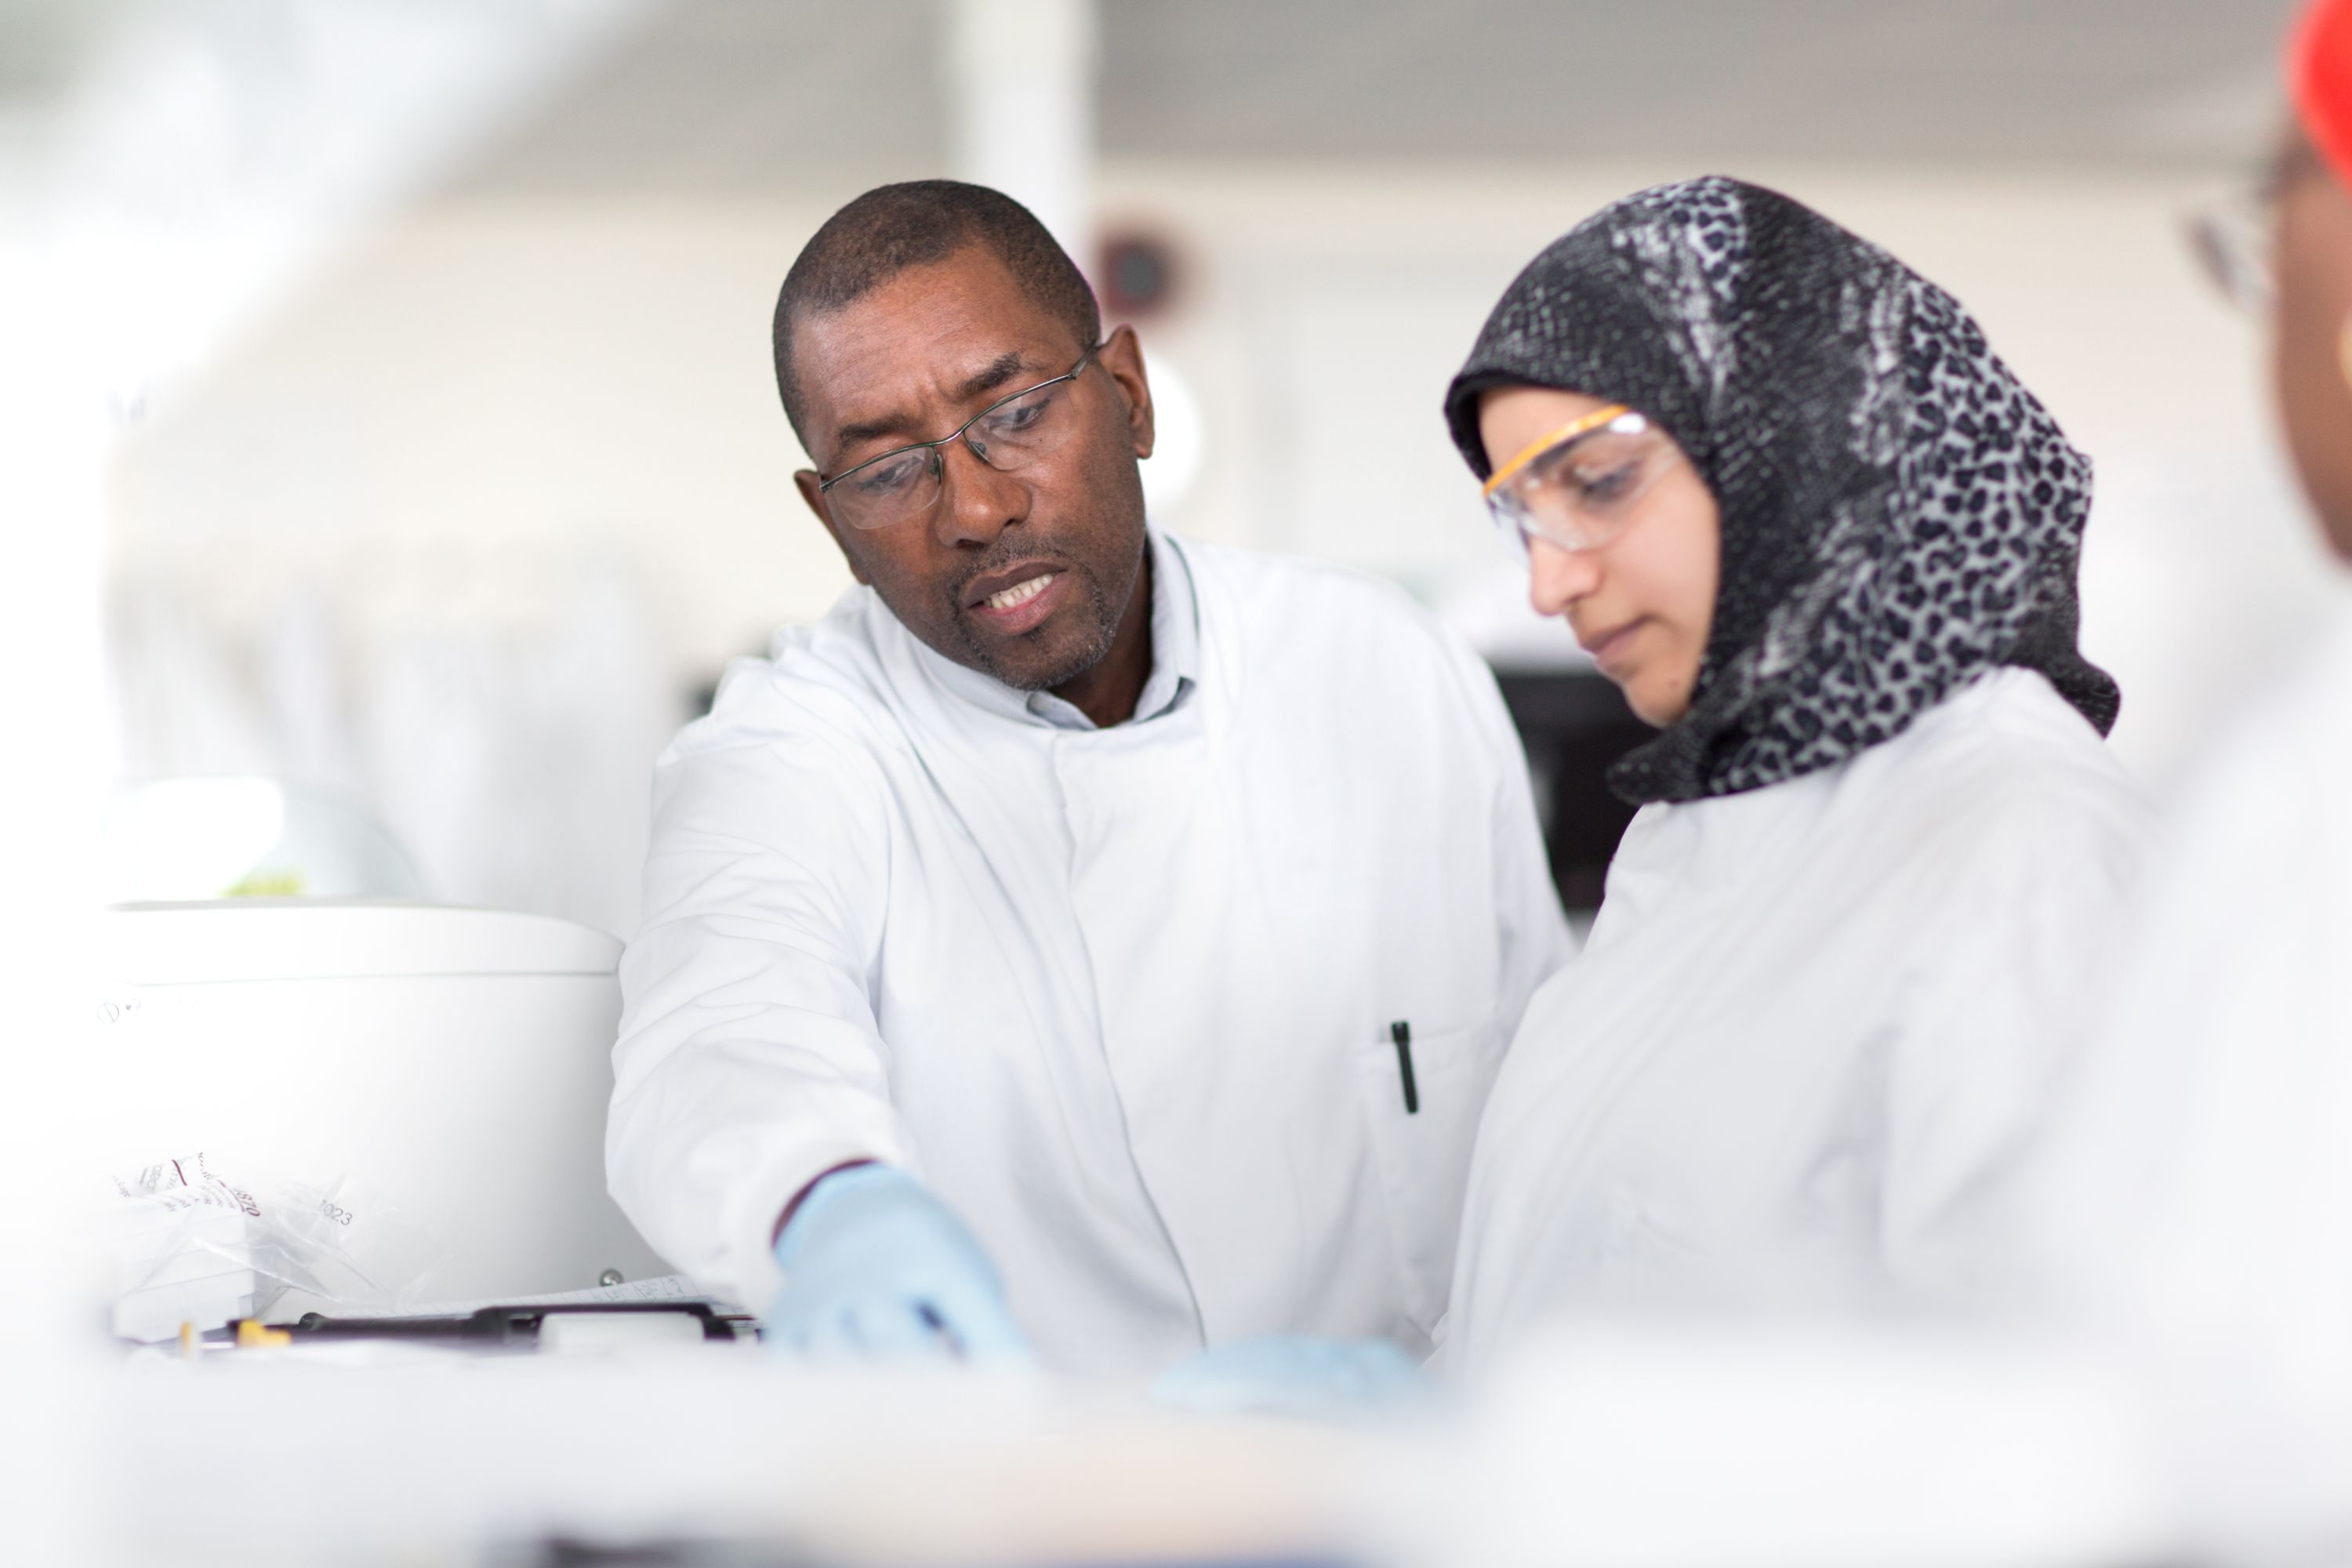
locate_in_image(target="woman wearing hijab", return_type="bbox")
[1439,176,2155,1369]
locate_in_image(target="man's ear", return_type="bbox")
[796,468,870,586]
[1098,324,1156,461]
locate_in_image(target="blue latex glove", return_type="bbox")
[766,1163,1033,1365]
[1152,1334,1435,1424]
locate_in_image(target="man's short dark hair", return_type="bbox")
[772,180,1102,452]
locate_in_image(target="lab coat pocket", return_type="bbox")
[1354,1016,1503,1336]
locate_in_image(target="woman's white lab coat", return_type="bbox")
[1446,667,2153,1370]
[608,532,1570,1377]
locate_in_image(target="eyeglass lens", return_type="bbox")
[2185,140,2324,315]
[829,373,1083,531]
[2188,205,2271,314]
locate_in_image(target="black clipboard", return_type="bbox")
[278,1300,747,1346]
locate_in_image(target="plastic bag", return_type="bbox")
[107,1152,445,1341]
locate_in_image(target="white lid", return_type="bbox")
[100,901,622,984]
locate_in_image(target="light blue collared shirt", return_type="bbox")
[919,529,1199,731]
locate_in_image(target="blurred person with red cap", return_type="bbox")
[2016,0,2352,1548]
[2263,0,2352,554]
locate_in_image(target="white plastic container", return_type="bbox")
[96,901,667,1303]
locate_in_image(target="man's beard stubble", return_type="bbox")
[949,541,1138,694]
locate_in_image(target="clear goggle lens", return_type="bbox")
[1484,409,1682,559]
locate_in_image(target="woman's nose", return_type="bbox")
[1526,537,1602,618]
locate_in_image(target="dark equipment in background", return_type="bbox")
[1097,229,1180,318]
[1490,668,1648,914]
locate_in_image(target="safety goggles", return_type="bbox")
[1482,404,1685,557]
[818,346,1099,532]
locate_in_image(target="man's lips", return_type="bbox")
[961,558,1069,608]
[963,566,1069,635]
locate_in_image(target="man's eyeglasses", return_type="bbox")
[818,346,1100,532]
[2187,138,2322,314]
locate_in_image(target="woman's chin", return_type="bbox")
[1621,678,1693,729]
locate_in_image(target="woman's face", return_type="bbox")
[1479,386,1720,726]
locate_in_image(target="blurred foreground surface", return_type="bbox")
[96,1323,2203,1568]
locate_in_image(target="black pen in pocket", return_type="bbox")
[1390,1020,1419,1114]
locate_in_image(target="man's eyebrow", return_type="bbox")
[954,350,1031,402]
[829,412,918,461]
[828,350,1039,469]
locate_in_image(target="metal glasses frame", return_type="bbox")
[817,344,1102,521]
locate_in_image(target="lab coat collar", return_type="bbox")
[907,527,1201,731]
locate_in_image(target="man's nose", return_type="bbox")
[1526,536,1602,618]
[933,439,1029,550]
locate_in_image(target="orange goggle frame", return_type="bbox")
[1480,403,1634,499]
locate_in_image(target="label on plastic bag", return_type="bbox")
[105,1152,445,1335]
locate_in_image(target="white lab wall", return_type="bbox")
[104,197,842,938]
[106,158,2349,936]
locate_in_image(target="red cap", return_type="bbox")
[2293,0,2352,187]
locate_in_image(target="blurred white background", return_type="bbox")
[48,0,2345,939]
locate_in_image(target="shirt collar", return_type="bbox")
[909,528,1200,731]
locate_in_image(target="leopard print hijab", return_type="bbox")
[1444,176,2118,805]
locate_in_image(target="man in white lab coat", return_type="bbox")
[2013,14,2352,1532]
[605,180,1570,1377]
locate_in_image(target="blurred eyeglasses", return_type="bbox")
[2187,186,2275,313]
[2186,140,2321,314]
[1483,405,1686,557]
[818,346,1099,531]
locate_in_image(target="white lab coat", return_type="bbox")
[608,531,1570,1376]
[1446,667,2153,1370]
[2017,600,2352,1538]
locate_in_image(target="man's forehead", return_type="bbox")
[794,266,1073,454]
[803,317,1048,405]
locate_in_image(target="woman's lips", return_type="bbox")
[1581,618,1646,675]
[965,569,1068,636]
